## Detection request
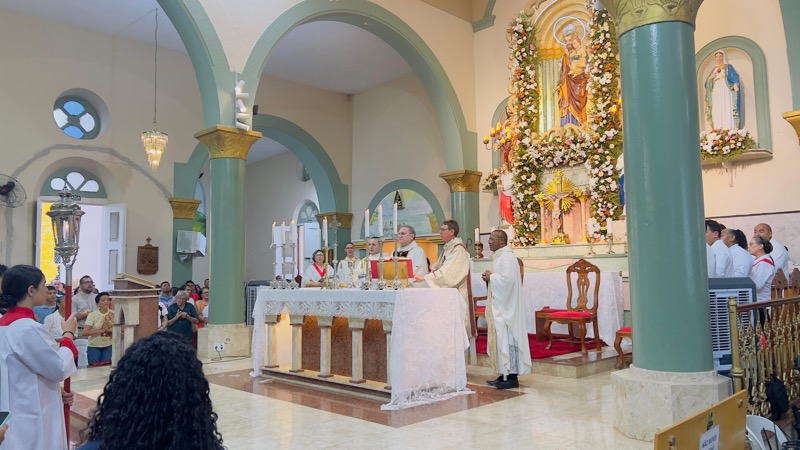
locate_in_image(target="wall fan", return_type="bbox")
[0,174,26,208]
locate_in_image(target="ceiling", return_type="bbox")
[246,138,291,165]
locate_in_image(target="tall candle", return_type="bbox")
[323,218,328,246]
[290,220,297,246]
[607,218,614,234]
[281,222,286,245]
[393,202,398,234]
[364,209,370,239]
[271,222,277,245]
[474,228,480,244]
[377,205,383,237]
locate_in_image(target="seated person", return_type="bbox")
[82,292,114,365]
[303,249,334,287]
[33,285,58,323]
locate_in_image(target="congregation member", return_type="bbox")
[336,242,359,285]
[184,280,200,300]
[0,264,78,450]
[50,278,66,297]
[204,278,210,288]
[82,292,114,366]
[196,287,209,328]
[414,220,471,329]
[159,281,173,306]
[706,219,733,277]
[33,284,58,323]
[474,242,485,259]
[393,225,430,277]
[166,290,200,342]
[73,275,97,335]
[158,301,168,330]
[78,332,224,449]
[722,228,751,277]
[44,294,67,340]
[481,230,531,389]
[304,249,335,287]
[748,236,776,302]
[754,223,791,275]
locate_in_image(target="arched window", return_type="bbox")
[40,168,107,199]
[297,201,319,223]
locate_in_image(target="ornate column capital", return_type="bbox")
[600,0,704,36]
[439,170,483,193]
[315,212,354,229]
[194,125,263,160]
[783,110,800,145]
[168,198,201,220]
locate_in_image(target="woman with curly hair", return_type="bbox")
[78,331,224,449]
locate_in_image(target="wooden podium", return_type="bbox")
[110,274,159,367]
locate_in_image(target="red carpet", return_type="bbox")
[475,333,604,359]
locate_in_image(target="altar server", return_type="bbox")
[304,249,335,287]
[414,220,471,329]
[393,225,429,276]
[754,223,791,276]
[354,237,391,279]
[706,219,733,277]
[722,228,751,278]
[749,236,776,302]
[482,230,531,389]
[336,242,359,285]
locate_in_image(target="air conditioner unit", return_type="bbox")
[176,230,207,256]
[708,277,756,372]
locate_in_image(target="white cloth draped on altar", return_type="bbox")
[472,271,624,345]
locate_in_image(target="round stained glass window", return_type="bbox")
[53,97,100,140]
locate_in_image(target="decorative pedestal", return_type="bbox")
[612,365,731,441]
[197,323,253,359]
[109,274,159,367]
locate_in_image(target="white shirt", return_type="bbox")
[43,311,64,339]
[303,263,334,285]
[750,254,776,302]
[711,239,734,277]
[158,302,168,329]
[728,245,752,278]
[769,237,790,276]
[706,244,716,277]
[394,241,429,277]
[0,318,76,450]
[336,257,359,284]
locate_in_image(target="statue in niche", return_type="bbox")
[498,163,515,225]
[704,50,741,130]
[555,21,589,127]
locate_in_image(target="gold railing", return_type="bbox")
[728,296,800,416]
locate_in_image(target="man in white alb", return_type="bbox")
[336,242,359,285]
[754,223,791,276]
[393,225,429,277]
[354,237,390,279]
[722,228,751,277]
[482,230,531,389]
[706,219,733,277]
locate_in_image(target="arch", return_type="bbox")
[295,200,319,223]
[41,167,108,198]
[243,0,476,172]
[252,115,348,214]
[363,179,445,239]
[696,36,772,150]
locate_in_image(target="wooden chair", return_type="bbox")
[614,327,631,369]
[543,258,602,355]
[473,258,524,336]
[771,269,789,299]
[789,268,800,296]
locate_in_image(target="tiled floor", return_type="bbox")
[71,356,652,450]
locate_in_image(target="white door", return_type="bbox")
[100,203,126,291]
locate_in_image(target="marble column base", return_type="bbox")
[612,365,732,441]
[198,323,253,359]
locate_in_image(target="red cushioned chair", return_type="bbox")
[543,258,601,355]
[614,326,631,369]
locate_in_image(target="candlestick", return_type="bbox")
[364,209,370,240]
[323,218,328,247]
[393,202,398,234]
[377,205,383,237]
[607,218,614,236]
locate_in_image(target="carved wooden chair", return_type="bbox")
[789,268,800,296]
[771,269,789,299]
[473,258,524,337]
[543,258,602,355]
[614,327,632,369]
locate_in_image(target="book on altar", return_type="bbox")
[370,259,413,279]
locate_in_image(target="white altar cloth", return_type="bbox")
[250,287,471,410]
[471,271,624,345]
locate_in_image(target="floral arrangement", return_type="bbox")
[482,169,501,192]
[700,129,756,162]
[532,127,593,169]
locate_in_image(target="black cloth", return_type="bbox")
[167,302,199,339]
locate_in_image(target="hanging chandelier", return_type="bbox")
[141,8,168,171]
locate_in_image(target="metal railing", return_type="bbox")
[728,296,800,416]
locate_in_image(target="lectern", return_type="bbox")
[110,274,160,366]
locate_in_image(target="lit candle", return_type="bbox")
[483,135,490,144]
[474,228,480,244]
[271,222,276,245]
[290,220,297,246]
[496,121,502,130]
[323,218,328,247]
[393,202,398,234]
[364,209,370,239]
[490,226,496,232]
[377,205,383,237]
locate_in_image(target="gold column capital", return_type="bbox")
[439,170,483,193]
[169,198,201,220]
[600,0,704,36]
[315,212,354,229]
[194,125,263,160]
[783,110,800,145]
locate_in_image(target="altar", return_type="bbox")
[250,287,471,409]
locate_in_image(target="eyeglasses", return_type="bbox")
[439,227,450,232]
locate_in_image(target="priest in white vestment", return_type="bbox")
[336,242,359,285]
[482,230,531,389]
[414,220,471,330]
[393,225,429,277]
[353,237,390,280]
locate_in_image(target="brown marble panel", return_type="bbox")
[302,316,387,382]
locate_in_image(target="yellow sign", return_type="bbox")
[654,390,747,450]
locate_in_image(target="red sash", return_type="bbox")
[753,256,774,267]
[313,263,327,278]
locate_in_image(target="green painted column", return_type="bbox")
[195,126,262,325]
[602,1,711,372]
[168,198,201,286]
[780,0,800,110]
[440,170,481,252]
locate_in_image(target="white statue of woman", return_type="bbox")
[704,50,741,130]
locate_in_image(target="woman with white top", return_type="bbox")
[749,236,776,302]
[303,249,334,287]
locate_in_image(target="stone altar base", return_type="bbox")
[261,367,392,402]
[198,323,253,358]
[612,365,732,441]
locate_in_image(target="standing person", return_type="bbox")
[158,281,173,307]
[166,290,200,342]
[50,278,66,298]
[78,332,224,449]
[706,219,733,277]
[748,236,776,302]
[183,280,200,301]
[336,242,359,285]
[73,275,96,335]
[204,278,210,289]
[0,264,78,450]
[474,243,485,259]
[754,223,790,276]
[303,250,334,287]
[33,285,58,323]
[393,226,430,276]
[82,292,114,366]
[44,295,66,340]
[722,228,751,277]
[196,287,209,327]
[482,230,531,389]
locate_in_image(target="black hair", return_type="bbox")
[734,229,748,250]
[0,264,7,278]
[161,281,170,287]
[0,265,46,310]
[705,219,723,238]
[475,242,484,249]
[79,275,93,285]
[95,292,110,304]
[46,285,56,292]
[81,332,224,449]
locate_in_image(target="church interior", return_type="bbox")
[2,0,800,448]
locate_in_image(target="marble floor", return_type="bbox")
[71,356,653,450]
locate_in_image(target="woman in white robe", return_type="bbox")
[303,249,334,287]
[0,265,78,450]
[748,236,776,302]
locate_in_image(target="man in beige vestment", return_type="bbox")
[482,230,531,389]
[414,220,471,330]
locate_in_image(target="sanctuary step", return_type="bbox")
[260,366,391,402]
[474,346,624,379]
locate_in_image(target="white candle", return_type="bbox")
[323,218,328,246]
[290,220,297,246]
[364,209,370,239]
[474,228,480,244]
[587,219,593,234]
[491,226,496,232]
[281,222,286,246]
[607,218,614,234]
[393,202,398,234]
[377,205,383,237]
[271,222,277,245]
